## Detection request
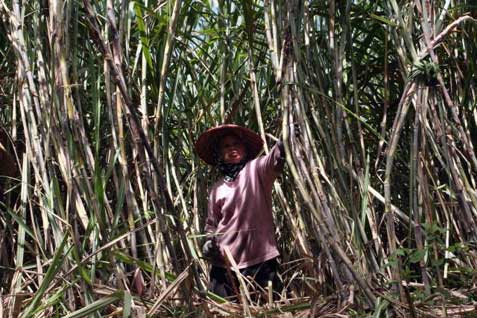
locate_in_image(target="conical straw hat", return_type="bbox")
[195,124,263,165]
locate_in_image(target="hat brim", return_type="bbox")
[195,124,264,165]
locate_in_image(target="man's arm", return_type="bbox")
[256,140,286,182]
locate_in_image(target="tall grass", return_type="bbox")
[0,0,476,316]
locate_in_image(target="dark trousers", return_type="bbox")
[208,258,282,301]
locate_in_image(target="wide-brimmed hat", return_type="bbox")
[195,124,264,165]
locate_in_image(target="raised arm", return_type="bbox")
[255,140,286,184]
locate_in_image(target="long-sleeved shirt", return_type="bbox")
[205,142,285,268]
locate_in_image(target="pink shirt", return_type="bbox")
[205,143,284,268]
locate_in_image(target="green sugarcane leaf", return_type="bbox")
[20,233,71,318]
[369,13,398,27]
[1,203,35,239]
[62,291,123,318]
[123,291,132,318]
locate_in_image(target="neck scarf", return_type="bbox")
[216,160,247,182]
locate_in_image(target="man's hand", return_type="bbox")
[202,237,221,261]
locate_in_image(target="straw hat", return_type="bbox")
[195,124,264,165]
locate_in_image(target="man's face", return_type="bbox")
[219,135,246,164]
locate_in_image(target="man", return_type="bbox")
[195,124,285,300]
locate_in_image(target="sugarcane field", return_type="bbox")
[1,1,477,317]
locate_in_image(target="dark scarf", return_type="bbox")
[216,160,247,182]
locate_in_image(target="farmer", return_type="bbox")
[195,124,285,300]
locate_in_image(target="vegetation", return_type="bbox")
[1,0,477,316]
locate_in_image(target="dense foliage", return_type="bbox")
[1,0,476,316]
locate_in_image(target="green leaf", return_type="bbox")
[62,291,123,318]
[395,248,407,256]
[123,291,132,318]
[20,233,71,318]
[409,250,426,264]
[369,13,398,27]
[373,297,390,318]
[1,203,35,239]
